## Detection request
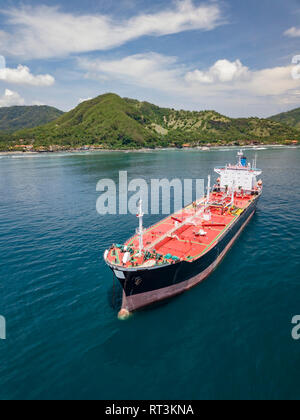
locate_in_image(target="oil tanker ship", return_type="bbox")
[104,151,263,319]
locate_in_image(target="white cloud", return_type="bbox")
[0,89,25,107]
[284,27,300,37]
[0,1,223,59]
[248,66,299,96]
[0,62,55,86]
[78,97,93,104]
[0,55,6,69]
[80,53,300,115]
[185,59,249,83]
[185,60,300,96]
[79,53,181,92]
[32,100,46,106]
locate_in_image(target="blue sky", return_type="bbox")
[0,0,300,117]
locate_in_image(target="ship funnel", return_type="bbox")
[241,157,247,167]
[238,150,247,167]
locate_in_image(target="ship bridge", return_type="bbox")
[214,150,262,193]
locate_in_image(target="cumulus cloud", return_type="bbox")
[0,1,223,59]
[0,62,55,86]
[79,53,181,92]
[79,97,93,104]
[80,53,300,114]
[0,55,6,69]
[0,89,25,107]
[247,66,299,96]
[284,27,300,37]
[185,59,249,83]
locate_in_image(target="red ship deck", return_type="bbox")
[106,192,256,269]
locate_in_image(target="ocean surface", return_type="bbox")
[0,147,299,400]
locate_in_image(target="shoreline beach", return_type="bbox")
[0,143,298,157]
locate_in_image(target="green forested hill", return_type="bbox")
[0,105,64,132]
[2,93,300,150]
[124,98,299,144]
[270,107,300,129]
[14,94,157,148]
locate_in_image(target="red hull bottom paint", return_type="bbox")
[120,210,256,314]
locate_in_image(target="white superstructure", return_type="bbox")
[214,150,262,193]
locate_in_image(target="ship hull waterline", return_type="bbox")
[108,196,259,318]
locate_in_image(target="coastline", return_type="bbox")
[0,143,299,156]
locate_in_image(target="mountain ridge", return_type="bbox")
[270,107,300,129]
[1,94,299,150]
[0,105,64,132]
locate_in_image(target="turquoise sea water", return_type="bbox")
[0,147,300,400]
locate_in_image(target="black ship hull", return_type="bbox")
[108,196,259,315]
